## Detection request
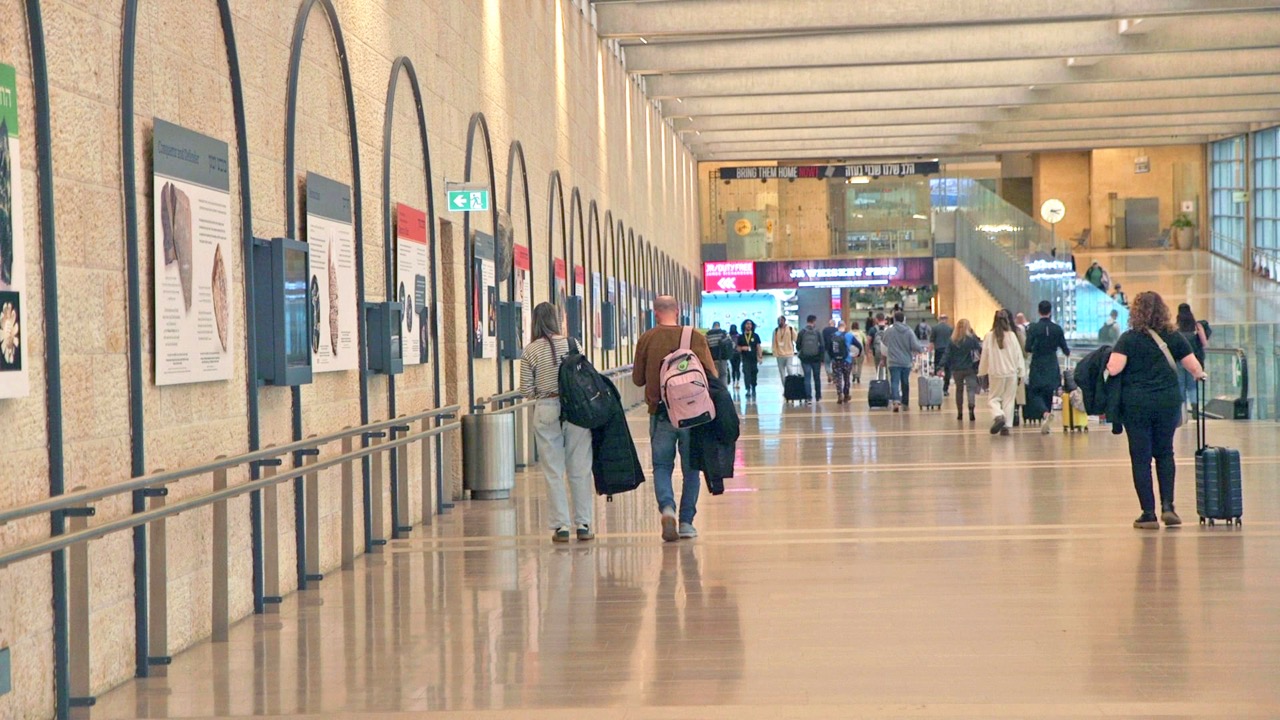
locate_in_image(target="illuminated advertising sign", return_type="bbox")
[755,258,934,289]
[703,261,757,292]
[717,161,941,181]
[1025,257,1075,282]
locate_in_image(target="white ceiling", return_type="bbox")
[591,0,1280,161]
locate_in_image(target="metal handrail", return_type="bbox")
[482,364,636,416]
[0,403,462,527]
[0,420,461,569]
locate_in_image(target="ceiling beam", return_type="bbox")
[647,48,1280,98]
[595,0,1280,38]
[661,76,1280,117]
[624,13,1280,74]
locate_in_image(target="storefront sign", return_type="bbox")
[306,172,358,372]
[152,119,234,386]
[703,261,757,292]
[755,257,933,289]
[1026,258,1075,282]
[718,161,941,181]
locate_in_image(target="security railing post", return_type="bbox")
[369,432,387,548]
[211,465,229,642]
[341,433,356,566]
[145,475,170,674]
[420,417,435,527]
[66,491,95,714]
[303,445,322,582]
[394,426,411,536]
[261,460,281,611]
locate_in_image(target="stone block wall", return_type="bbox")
[0,1,699,717]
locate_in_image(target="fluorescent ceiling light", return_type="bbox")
[639,37,649,44]
[848,176,871,184]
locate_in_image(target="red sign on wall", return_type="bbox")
[703,261,757,292]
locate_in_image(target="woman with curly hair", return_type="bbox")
[1106,292,1206,529]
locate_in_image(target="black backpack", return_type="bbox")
[798,328,823,361]
[552,338,614,429]
[828,332,848,360]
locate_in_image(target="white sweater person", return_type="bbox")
[978,319,1026,435]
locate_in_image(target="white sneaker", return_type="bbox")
[678,522,698,539]
[660,507,678,542]
[1042,413,1053,434]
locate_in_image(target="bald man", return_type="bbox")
[633,295,716,542]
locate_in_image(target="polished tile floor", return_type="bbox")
[91,366,1280,719]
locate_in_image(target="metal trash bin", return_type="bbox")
[462,412,515,500]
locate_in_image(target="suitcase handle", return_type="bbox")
[1197,377,1207,451]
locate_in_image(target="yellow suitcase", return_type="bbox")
[1062,391,1088,432]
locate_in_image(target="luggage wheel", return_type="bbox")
[1208,519,1216,526]
[1199,517,1206,525]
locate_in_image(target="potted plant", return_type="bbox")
[1172,213,1195,250]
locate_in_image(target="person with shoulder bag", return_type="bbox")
[945,319,981,423]
[796,315,826,403]
[520,302,595,543]
[1106,292,1206,530]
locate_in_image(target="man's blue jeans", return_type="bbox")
[802,360,823,400]
[889,365,911,405]
[651,412,699,524]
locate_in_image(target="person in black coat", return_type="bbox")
[1023,300,1070,432]
[690,373,740,494]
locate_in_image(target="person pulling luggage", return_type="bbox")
[1024,300,1071,434]
[880,310,923,412]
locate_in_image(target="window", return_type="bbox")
[1253,126,1280,254]
[1210,136,1247,262]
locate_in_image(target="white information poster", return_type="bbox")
[151,118,233,387]
[617,280,629,341]
[0,64,28,399]
[305,172,358,372]
[591,271,602,349]
[396,203,428,365]
[514,244,531,348]
[472,230,496,359]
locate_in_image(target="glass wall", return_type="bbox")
[1210,135,1247,262]
[1253,126,1280,263]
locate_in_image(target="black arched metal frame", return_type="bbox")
[603,210,616,367]
[568,187,586,342]
[627,228,636,335]
[285,0,373,561]
[463,112,500,413]
[381,56,444,536]
[505,141,532,389]
[119,0,259,689]
[546,171,566,305]
[587,200,602,365]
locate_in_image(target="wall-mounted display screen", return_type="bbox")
[283,246,310,368]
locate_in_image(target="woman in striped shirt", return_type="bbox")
[520,302,595,542]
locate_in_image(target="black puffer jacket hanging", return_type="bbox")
[590,374,645,499]
[691,374,740,495]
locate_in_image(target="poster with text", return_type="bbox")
[396,203,428,365]
[306,172,357,372]
[472,231,496,359]
[514,244,531,348]
[617,280,629,341]
[152,119,233,386]
[573,265,585,305]
[0,64,28,399]
[591,271,602,348]
[554,258,567,310]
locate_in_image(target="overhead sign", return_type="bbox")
[446,182,490,212]
[755,257,934,289]
[703,261,756,292]
[718,161,941,181]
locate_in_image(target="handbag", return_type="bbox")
[1147,329,1186,427]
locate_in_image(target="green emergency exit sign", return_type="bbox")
[447,188,489,212]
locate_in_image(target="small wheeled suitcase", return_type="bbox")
[1061,391,1088,432]
[784,374,809,404]
[1195,380,1243,526]
[917,373,943,409]
[868,367,890,409]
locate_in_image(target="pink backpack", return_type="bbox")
[660,327,716,429]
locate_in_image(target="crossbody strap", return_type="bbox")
[1147,329,1178,374]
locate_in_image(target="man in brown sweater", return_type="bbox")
[632,295,716,542]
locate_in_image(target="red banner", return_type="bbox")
[703,261,757,292]
[554,258,566,280]
[514,244,530,271]
[395,203,426,244]
[574,265,585,285]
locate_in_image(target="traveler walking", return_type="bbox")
[705,321,732,384]
[1084,261,1105,290]
[931,314,953,395]
[1106,292,1206,529]
[946,319,981,422]
[796,315,826,403]
[633,296,718,542]
[821,319,839,383]
[829,320,858,404]
[727,323,743,388]
[867,312,886,368]
[1175,303,1209,409]
[772,315,797,382]
[979,310,1026,436]
[736,319,763,398]
[520,302,595,542]
[1024,300,1071,434]
[1112,284,1128,306]
[881,310,923,412]
[1098,310,1121,344]
[914,317,932,342]
[849,321,865,385]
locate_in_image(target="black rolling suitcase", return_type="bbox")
[784,374,808,403]
[1195,379,1243,526]
[867,367,890,409]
